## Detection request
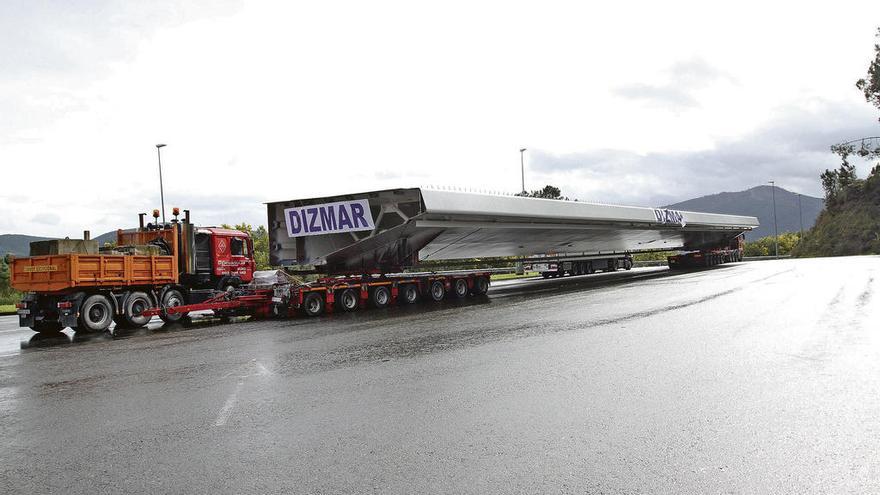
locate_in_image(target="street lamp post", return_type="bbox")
[156,144,167,225]
[768,180,779,258]
[519,148,527,194]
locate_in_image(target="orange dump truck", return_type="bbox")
[12,210,254,335]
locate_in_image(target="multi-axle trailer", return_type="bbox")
[142,270,493,321]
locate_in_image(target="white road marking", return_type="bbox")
[255,361,273,376]
[214,381,244,427]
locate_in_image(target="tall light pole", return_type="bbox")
[519,148,527,194]
[156,144,167,225]
[768,180,779,258]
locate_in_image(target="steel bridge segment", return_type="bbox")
[266,187,759,272]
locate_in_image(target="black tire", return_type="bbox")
[453,279,468,298]
[401,284,419,304]
[31,320,64,334]
[123,291,152,328]
[216,276,241,292]
[624,259,633,270]
[159,289,187,323]
[429,280,446,301]
[586,262,594,274]
[541,272,550,279]
[339,288,359,312]
[303,292,325,317]
[78,294,114,333]
[371,286,391,308]
[472,276,489,295]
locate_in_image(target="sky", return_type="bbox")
[2,0,880,237]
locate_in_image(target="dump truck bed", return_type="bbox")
[11,253,177,293]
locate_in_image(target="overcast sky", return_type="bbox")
[2,1,880,237]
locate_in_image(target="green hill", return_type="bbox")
[0,231,118,256]
[794,166,880,257]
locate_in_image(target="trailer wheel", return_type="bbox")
[541,272,550,279]
[472,276,489,295]
[586,262,594,274]
[159,289,187,323]
[31,321,64,334]
[371,286,391,308]
[453,279,468,298]
[339,289,359,312]
[401,285,419,304]
[429,280,446,301]
[303,292,325,316]
[78,294,114,333]
[123,291,152,328]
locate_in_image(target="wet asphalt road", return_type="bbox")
[1,257,879,494]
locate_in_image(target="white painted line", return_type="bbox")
[256,361,273,376]
[214,381,244,427]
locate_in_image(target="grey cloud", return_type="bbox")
[31,212,60,225]
[613,84,699,108]
[528,100,880,207]
[613,56,735,110]
[0,1,241,139]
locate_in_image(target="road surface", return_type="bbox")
[1,257,878,493]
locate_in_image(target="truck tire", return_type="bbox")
[339,288,359,311]
[472,276,489,295]
[453,279,468,298]
[159,289,187,323]
[78,294,114,333]
[624,259,633,270]
[303,292,324,317]
[586,262,594,274]
[31,320,64,334]
[371,286,391,308]
[429,280,446,301]
[123,291,152,328]
[401,284,419,304]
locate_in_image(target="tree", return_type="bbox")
[856,28,880,119]
[516,185,568,200]
[0,254,11,297]
[221,223,271,270]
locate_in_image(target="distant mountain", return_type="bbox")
[665,185,824,240]
[1,231,118,256]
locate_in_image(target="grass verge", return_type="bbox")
[0,304,15,315]
[491,271,539,281]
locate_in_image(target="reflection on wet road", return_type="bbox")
[1,258,878,493]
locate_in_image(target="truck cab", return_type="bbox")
[188,228,255,290]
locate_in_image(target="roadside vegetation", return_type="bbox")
[794,28,880,257]
[1,254,20,311]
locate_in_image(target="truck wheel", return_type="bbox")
[541,272,550,279]
[303,292,324,316]
[401,284,419,304]
[159,289,187,323]
[124,291,152,328]
[31,321,64,334]
[371,286,391,308]
[430,280,446,301]
[453,279,468,298]
[472,277,489,295]
[624,259,633,270]
[339,289,359,311]
[586,262,594,274]
[79,294,113,333]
